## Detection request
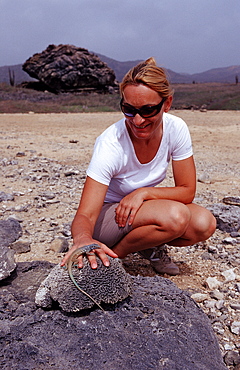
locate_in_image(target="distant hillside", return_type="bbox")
[0,54,239,85]
[95,53,143,82]
[0,64,36,85]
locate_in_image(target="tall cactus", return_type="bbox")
[8,68,15,87]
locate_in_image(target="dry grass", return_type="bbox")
[0,82,240,113]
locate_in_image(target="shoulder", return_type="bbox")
[97,118,126,143]
[164,112,188,130]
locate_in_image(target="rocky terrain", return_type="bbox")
[0,110,240,368]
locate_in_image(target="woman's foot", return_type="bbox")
[138,245,180,275]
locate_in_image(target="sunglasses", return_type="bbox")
[120,98,166,118]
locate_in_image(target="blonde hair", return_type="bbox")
[120,57,174,99]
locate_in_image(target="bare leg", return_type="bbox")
[169,203,216,246]
[113,199,191,258]
[113,200,216,259]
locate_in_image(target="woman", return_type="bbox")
[61,58,216,276]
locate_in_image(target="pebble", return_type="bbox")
[230,322,240,335]
[230,302,240,311]
[205,277,222,290]
[210,289,225,300]
[191,293,209,303]
[221,269,236,282]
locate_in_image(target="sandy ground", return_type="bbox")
[0,110,239,292]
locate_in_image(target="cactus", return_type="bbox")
[8,68,15,87]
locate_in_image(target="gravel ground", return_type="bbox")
[0,111,239,368]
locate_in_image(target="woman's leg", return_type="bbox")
[169,203,216,246]
[113,199,191,258]
[112,200,216,258]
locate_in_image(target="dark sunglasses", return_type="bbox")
[120,98,166,118]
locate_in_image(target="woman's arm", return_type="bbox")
[115,156,196,227]
[61,176,118,268]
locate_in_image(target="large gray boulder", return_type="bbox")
[207,203,240,233]
[22,44,117,93]
[0,261,227,370]
[0,218,22,280]
[0,218,22,248]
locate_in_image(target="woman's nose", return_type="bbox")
[132,114,145,125]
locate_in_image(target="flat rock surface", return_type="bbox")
[0,261,226,370]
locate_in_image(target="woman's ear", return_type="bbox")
[164,95,173,112]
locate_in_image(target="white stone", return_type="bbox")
[191,293,209,303]
[230,321,240,335]
[221,269,236,282]
[210,289,224,300]
[205,277,221,290]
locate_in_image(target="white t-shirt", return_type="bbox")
[87,113,193,203]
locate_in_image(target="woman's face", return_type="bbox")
[122,84,172,141]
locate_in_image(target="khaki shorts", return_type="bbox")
[93,203,132,248]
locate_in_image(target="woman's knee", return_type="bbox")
[189,205,216,240]
[160,202,191,235]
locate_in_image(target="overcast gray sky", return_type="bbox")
[1,0,239,73]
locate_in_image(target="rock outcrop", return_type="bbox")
[207,203,240,233]
[0,261,227,370]
[0,218,22,280]
[22,44,117,93]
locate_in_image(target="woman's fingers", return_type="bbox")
[62,242,118,270]
[115,205,131,227]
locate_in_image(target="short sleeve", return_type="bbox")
[87,137,121,185]
[170,117,193,161]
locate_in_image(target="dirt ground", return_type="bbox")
[0,110,239,293]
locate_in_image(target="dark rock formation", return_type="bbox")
[207,203,240,233]
[0,191,14,202]
[0,218,22,280]
[35,257,132,312]
[0,261,226,370]
[22,44,117,93]
[0,218,22,248]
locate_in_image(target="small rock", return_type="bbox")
[221,269,236,282]
[64,169,80,176]
[230,302,240,311]
[224,350,240,366]
[223,237,237,245]
[39,191,55,200]
[210,289,225,300]
[212,322,225,335]
[201,251,214,260]
[49,237,69,253]
[16,152,26,157]
[10,239,31,253]
[204,300,216,309]
[0,246,16,280]
[0,191,14,202]
[208,245,218,254]
[215,299,225,310]
[205,277,222,290]
[198,173,211,184]
[191,293,209,303]
[230,321,240,335]
[230,231,240,238]
[224,343,235,351]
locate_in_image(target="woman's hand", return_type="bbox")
[61,239,118,269]
[115,188,146,227]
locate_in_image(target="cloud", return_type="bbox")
[0,0,239,73]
